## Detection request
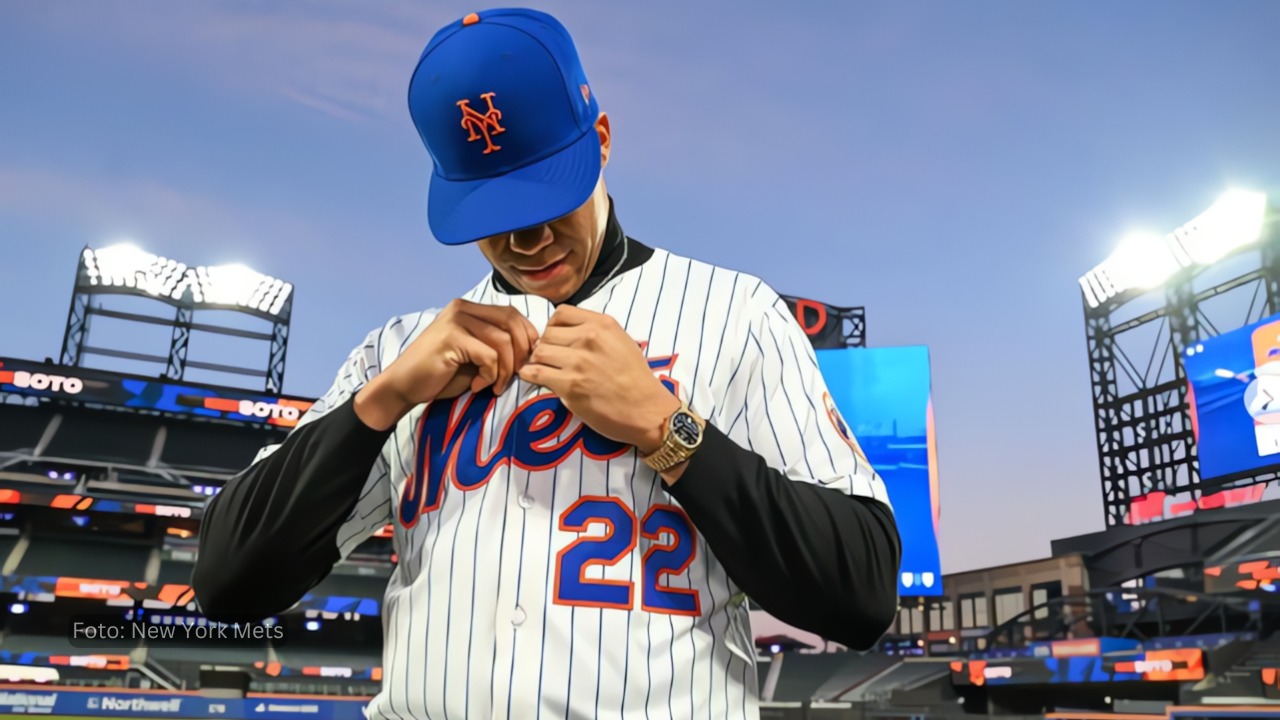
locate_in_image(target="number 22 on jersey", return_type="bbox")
[553,496,702,616]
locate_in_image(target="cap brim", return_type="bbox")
[427,129,602,246]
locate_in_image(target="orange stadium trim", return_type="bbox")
[54,577,130,599]
[1044,707,1167,712]
[203,398,241,413]
[51,493,84,509]
[1051,707,1280,720]
[1240,560,1271,574]
[49,654,130,671]
[157,583,194,607]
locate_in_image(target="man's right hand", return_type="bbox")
[354,300,539,431]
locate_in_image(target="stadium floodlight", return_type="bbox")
[1078,232,1182,309]
[1170,189,1268,266]
[1079,189,1269,309]
[1105,232,1182,293]
[84,243,189,299]
[195,263,293,315]
[80,244,293,318]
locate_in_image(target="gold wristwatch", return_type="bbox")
[641,401,705,473]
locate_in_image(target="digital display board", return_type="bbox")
[0,688,368,720]
[0,358,313,428]
[950,648,1205,686]
[1183,313,1280,479]
[816,346,942,596]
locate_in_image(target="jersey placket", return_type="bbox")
[491,295,557,718]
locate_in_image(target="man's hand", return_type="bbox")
[517,305,680,455]
[355,299,539,431]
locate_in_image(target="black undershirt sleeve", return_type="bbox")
[191,397,392,623]
[662,422,902,651]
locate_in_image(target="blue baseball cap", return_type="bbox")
[408,8,602,246]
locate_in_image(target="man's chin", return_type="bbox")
[523,278,583,304]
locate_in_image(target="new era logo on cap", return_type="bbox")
[408,8,603,246]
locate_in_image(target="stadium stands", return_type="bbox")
[156,557,196,586]
[809,653,901,700]
[832,658,949,703]
[761,653,873,703]
[15,536,150,581]
[310,572,389,601]
[0,404,55,454]
[158,421,273,474]
[40,411,165,467]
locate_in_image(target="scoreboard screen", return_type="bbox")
[1184,312,1280,480]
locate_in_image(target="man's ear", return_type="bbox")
[596,112,611,168]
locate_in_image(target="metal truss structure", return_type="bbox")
[836,305,867,348]
[58,245,294,393]
[1083,201,1280,527]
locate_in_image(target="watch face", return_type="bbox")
[670,411,701,448]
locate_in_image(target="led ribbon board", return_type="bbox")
[950,649,1205,686]
[0,358,313,428]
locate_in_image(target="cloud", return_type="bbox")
[10,1,435,124]
[0,163,318,268]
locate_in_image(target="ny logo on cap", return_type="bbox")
[456,92,505,154]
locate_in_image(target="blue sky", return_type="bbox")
[1,1,1277,573]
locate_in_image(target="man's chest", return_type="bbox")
[387,328,698,520]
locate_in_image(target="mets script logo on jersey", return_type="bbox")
[399,353,679,527]
[456,92,504,154]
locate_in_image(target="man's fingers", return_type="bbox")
[546,304,596,327]
[502,313,537,370]
[455,314,515,394]
[528,342,575,370]
[536,325,582,348]
[456,335,500,393]
[460,301,540,338]
[517,362,567,391]
[458,302,539,377]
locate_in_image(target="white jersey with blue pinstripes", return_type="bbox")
[287,247,891,720]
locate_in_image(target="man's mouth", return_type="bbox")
[514,256,568,282]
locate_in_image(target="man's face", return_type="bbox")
[476,183,607,304]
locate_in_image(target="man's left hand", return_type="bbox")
[517,305,680,455]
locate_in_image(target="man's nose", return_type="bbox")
[509,225,553,255]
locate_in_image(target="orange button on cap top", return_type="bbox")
[463,12,480,25]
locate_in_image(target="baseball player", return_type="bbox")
[193,8,900,719]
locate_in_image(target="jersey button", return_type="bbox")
[511,607,527,626]
[517,494,534,509]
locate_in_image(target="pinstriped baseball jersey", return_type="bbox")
[267,247,891,719]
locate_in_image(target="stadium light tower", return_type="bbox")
[61,243,294,393]
[1079,189,1268,309]
[1079,188,1278,527]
